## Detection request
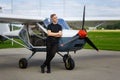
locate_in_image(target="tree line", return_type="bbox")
[98,22,120,30]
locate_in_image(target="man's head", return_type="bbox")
[50,14,58,24]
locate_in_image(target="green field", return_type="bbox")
[84,30,120,51]
[0,39,23,49]
[0,30,120,51]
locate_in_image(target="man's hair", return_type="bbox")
[50,14,56,18]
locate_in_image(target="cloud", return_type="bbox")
[1,0,120,18]
[0,3,11,10]
[85,4,120,17]
[111,0,120,2]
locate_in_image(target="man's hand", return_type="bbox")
[56,31,62,37]
[48,30,62,37]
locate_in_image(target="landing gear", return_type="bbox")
[19,51,36,69]
[19,51,75,70]
[19,58,28,69]
[63,54,75,70]
[57,52,75,70]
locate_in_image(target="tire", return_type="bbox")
[64,57,75,70]
[19,58,28,69]
[63,54,69,62]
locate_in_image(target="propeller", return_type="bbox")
[85,37,99,51]
[82,5,85,30]
[61,5,99,51]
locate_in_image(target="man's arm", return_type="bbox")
[47,30,62,37]
[57,31,62,37]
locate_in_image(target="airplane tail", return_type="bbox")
[0,23,10,35]
[0,23,10,41]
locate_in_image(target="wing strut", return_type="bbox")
[1,35,30,49]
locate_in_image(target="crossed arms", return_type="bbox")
[47,30,62,37]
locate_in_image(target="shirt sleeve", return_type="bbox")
[59,24,62,31]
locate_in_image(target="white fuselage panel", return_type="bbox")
[62,30,79,37]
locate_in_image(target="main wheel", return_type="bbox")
[64,56,75,70]
[63,54,69,62]
[19,58,28,69]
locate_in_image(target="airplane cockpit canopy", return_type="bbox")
[43,18,70,30]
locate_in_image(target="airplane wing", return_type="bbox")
[0,13,46,49]
[0,13,44,36]
[1,13,120,27]
[0,13,42,24]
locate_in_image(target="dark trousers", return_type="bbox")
[42,42,58,69]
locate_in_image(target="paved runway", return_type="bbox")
[0,48,120,80]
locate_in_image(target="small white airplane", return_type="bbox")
[0,6,120,70]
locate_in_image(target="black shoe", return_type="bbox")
[41,66,45,73]
[47,69,51,73]
[47,64,51,73]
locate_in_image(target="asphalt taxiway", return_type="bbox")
[0,48,120,80]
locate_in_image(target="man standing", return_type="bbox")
[41,14,62,73]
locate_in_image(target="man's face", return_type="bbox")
[51,15,58,24]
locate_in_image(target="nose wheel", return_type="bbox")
[63,54,75,70]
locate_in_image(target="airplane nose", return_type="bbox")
[78,30,87,38]
[61,5,99,51]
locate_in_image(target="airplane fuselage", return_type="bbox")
[18,18,87,53]
[58,30,86,52]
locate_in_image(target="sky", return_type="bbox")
[0,0,120,19]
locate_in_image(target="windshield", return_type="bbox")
[43,18,70,30]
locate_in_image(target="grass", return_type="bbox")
[0,39,23,49]
[0,30,120,51]
[84,30,120,51]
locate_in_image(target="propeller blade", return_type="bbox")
[82,5,86,30]
[61,35,79,47]
[85,37,99,51]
